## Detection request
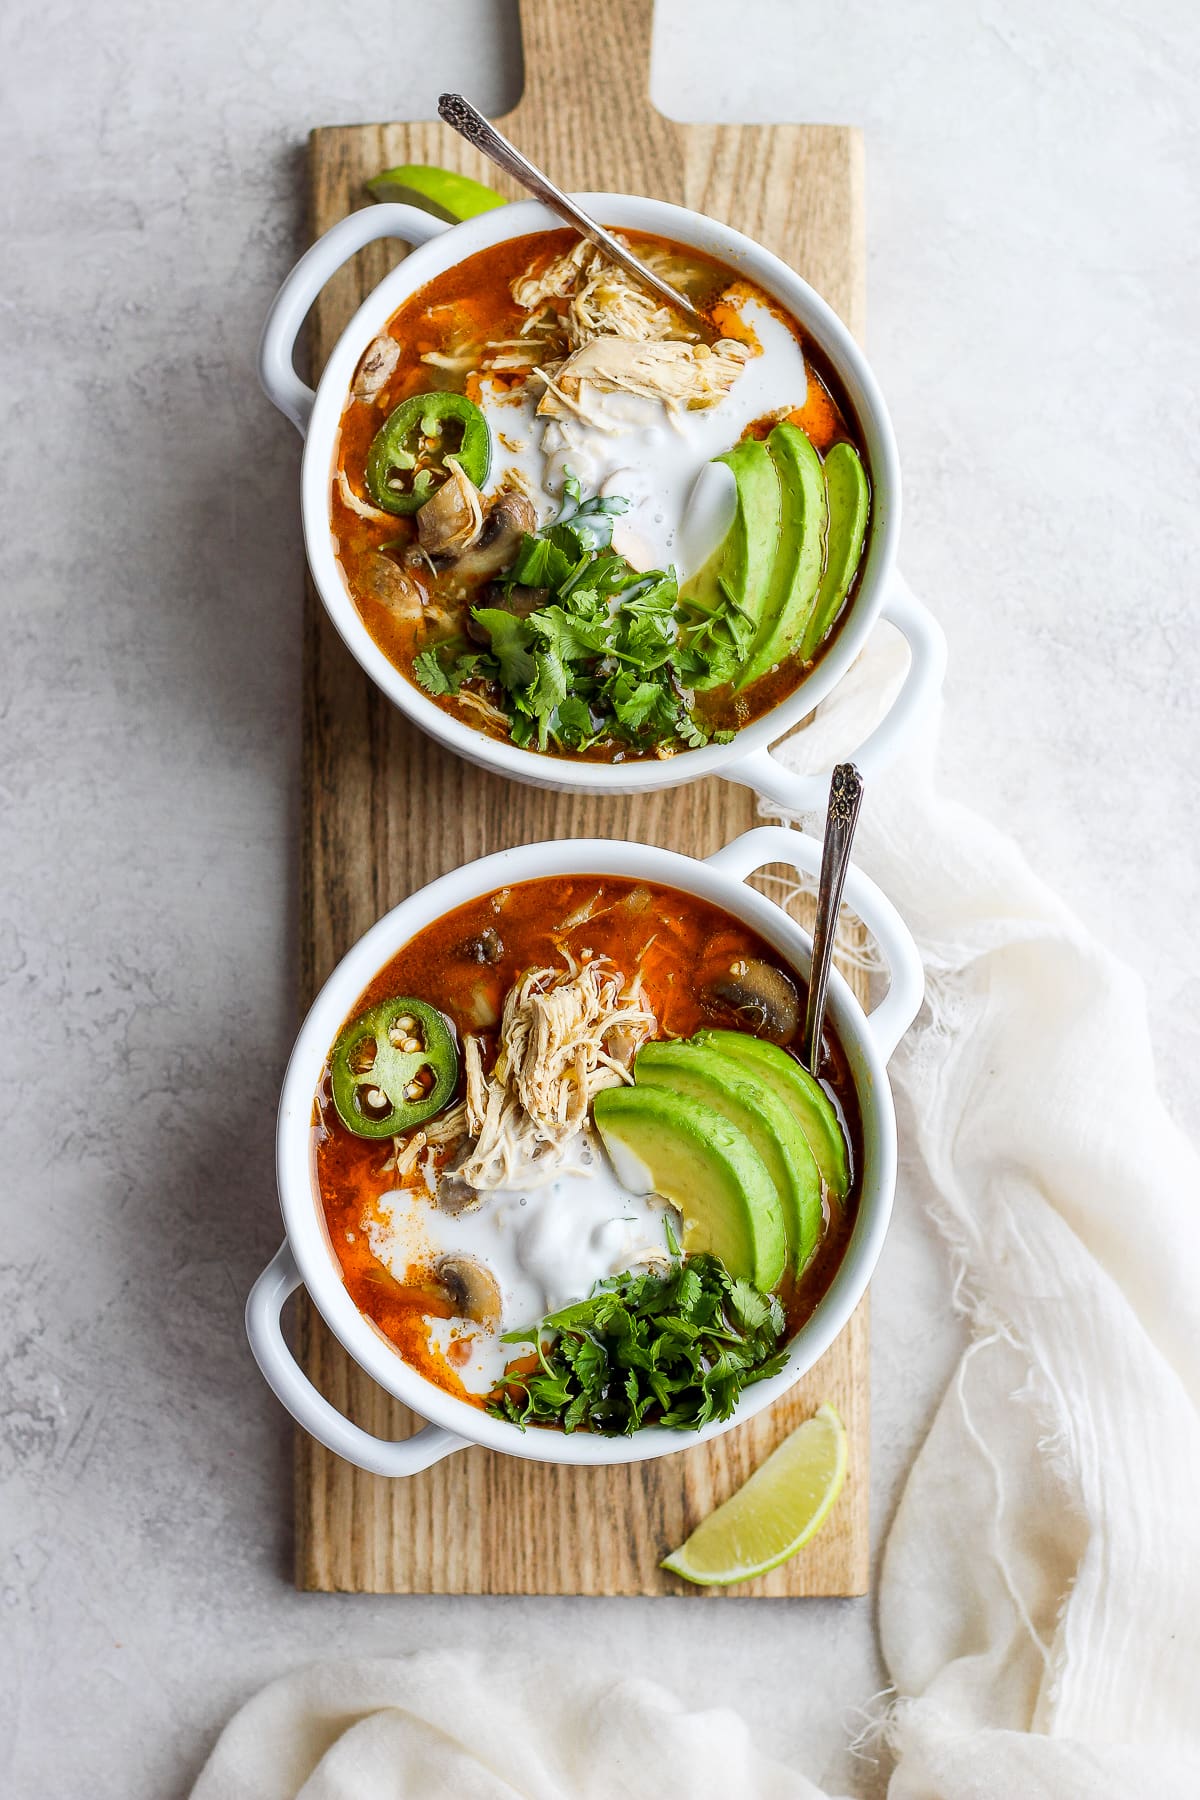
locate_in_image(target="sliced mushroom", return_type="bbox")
[709,957,801,1043]
[358,550,425,622]
[448,490,538,584]
[436,1138,482,1215]
[435,1254,502,1327]
[416,461,486,559]
[605,1022,641,1069]
[352,334,400,400]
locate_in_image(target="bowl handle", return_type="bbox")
[705,824,925,1063]
[258,204,453,437]
[245,1242,469,1477]
[721,581,947,814]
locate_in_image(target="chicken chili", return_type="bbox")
[314,876,862,1433]
[332,227,871,763]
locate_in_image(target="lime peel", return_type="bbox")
[366,164,506,223]
[662,1401,848,1586]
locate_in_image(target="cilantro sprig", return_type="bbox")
[413,477,735,755]
[488,1252,788,1436]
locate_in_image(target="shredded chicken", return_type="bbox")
[500,464,536,499]
[382,1130,428,1180]
[453,686,512,731]
[510,237,596,311]
[430,955,656,1194]
[461,239,757,420]
[535,335,750,419]
[336,466,395,524]
[421,1109,470,1148]
[510,240,688,356]
[419,347,480,374]
[481,334,556,374]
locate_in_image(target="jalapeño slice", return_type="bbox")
[330,996,458,1138]
[364,391,491,516]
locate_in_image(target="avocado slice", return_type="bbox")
[799,441,870,661]
[690,1030,849,1200]
[680,436,782,689]
[592,1085,787,1290]
[634,1040,824,1270]
[737,420,828,689]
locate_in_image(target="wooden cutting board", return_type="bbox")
[295,0,869,1596]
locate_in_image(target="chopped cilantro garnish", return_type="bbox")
[470,608,535,688]
[412,639,479,696]
[419,481,738,754]
[488,1254,788,1435]
[412,647,451,695]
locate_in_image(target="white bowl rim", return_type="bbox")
[275,835,898,1465]
[301,192,902,794]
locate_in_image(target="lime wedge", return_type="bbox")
[366,163,506,223]
[662,1402,847,1586]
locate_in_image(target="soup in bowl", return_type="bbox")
[332,226,871,762]
[260,195,945,809]
[246,827,924,1474]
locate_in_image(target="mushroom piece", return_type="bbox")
[358,550,425,622]
[435,1254,502,1328]
[448,490,538,584]
[416,461,486,559]
[709,957,801,1043]
[464,579,548,644]
[463,926,504,965]
[352,334,400,400]
[436,1138,482,1216]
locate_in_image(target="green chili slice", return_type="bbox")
[329,996,458,1138]
[364,392,491,516]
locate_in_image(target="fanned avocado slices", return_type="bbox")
[680,436,782,690]
[634,1039,824,1271]
[690,1029,850,1200]
[799,440,870,660]
[592,1084,787,1290]
[682,424,869,693]
[737,420,828,689]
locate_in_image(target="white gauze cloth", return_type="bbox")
[193,584,1200,1799]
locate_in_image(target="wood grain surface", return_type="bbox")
[295,0,870,1596]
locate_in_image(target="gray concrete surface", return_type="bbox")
[1,2,1196,1795]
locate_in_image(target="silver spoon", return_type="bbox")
[436,93,708,333]
[800,763,865,1077]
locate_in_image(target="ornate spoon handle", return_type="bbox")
[800,763,865,1076]
[437,93,706,331]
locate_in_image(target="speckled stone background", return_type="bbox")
[2,3,1197,1795]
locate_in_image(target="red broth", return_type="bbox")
[313,876,862,1406]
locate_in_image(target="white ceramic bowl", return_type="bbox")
[259,195,945,811]
[246,825,924,1476]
